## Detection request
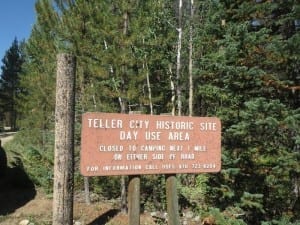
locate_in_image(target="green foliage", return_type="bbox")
[4,1,299,224]
[178,174,208,211]
[141,175,167,211]
[238,192,264,213]
[203,207,247,225]
[0,38,25,129]
[4,131,54,193]
[261,217,300,225]
[89,176,122,199]
[211,97,300,223]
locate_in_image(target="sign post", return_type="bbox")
[128,175,140,225]
[166,174,180,225]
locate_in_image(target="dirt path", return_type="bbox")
[0,132,16,146]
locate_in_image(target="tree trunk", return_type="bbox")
[146,66,153,115]
[144,60,153,115]
[169,64,176,116]
[188,0,194,117]
[52,54,76,225]
[105,36,127,212]
[120,8,130,214]
[176,0,183,116]
[142,37,154,115]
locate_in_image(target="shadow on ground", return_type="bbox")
[0,141,36,215]
[88,209,120,225]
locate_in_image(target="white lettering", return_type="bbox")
[179,164,188,169]
[199,122,217,131]
[194,145,207,151]
[169,145,183,151]
[86,166,99,172]
[88,118,122,128]
[180,153,195,160]
[203,163,216,169]
[141,145,165,151]
[168,132,190,141]
[152,153,164,160]
[169,154,176,160]
[126,154,148,160]
[156,121,194,130]
[129,120,150,129]
[113,154,122,160]
[109,164,142,171]
[145,164,158,170]
[145,131,161,140]
[99,145,124,152]
[120,131,138,140]
[162,164,176,169]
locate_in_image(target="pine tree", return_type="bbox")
[201,1,300,224]
[0,38,24,130]
[18,0,59,146]
[11,1,300,223]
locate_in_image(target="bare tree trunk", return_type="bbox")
[144,61,153,115]
[142,38,154,115]
[120,9,129,214]
[53,54,76,225]
[146,65,153,115]
[118,87,126,214]
[104,39,125,114]
[188,0,194,117]
[91,83,97,109]
[77,63,92,206]
[167,4,182,223]
[176,0,183,116]
[123,11,128,36]
[169,65,176,116]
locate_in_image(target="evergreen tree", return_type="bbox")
[0,38,25,130]
[18,0,59,146]
[7,0,62,191]
[7,1,300,223]
[201,1,300,224]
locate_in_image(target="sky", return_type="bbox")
[0,0,36,67]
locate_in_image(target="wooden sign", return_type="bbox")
[80,112,221,176]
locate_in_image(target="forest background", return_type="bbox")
[0,0,299,225]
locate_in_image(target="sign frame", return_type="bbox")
[80,112,221,176]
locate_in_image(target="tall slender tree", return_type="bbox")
[0,38,24,130]
[176,0,183,116]
[188,0,194,116]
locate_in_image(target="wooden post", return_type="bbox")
[128,175,140,225]
[166,174,180,225]
[84,177,91,205]
[53,54,76,225]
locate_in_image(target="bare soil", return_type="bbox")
[0,133,157,225]
[0,188,157,225]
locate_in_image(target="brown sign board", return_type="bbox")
[80,112,221,176]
